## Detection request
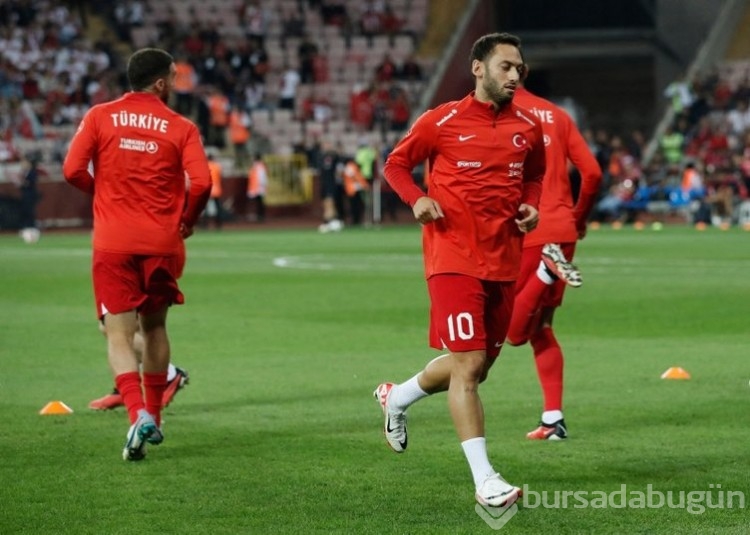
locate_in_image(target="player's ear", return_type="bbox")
[471,59,483,78]
[520,63,529,82]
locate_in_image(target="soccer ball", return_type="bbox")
[20,228,40,244]
[318,219,343,233]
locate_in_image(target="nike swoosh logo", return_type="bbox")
[458,134,476,142]
[386,415,397,434]
[386,416,407,449]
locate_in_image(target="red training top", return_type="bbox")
[384,91,546,281]
[63,92,211,255]
[513,87,602,247]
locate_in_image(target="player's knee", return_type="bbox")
[450,351,486,381]
[506,333,528,346]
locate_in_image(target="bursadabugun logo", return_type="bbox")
[475,484,745,530]
[474,499,519,530]
[521,484,745,514]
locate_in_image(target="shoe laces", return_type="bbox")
[479,473,514,495]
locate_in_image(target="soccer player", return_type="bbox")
[374,33,545,507]
[88,322,189,411]
[507,68,603,440]
[63,48,211,461]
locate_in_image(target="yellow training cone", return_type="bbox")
[39,401,74,415]
[660,367,691,380]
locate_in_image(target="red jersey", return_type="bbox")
[513,87,602,247]
[384,92,545,281]
[63,92,211,255]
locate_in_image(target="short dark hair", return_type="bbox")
[127,48,174,91]
[470,32,523,64]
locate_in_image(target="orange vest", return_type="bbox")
[247,161,268,197]
[208,161,222,198]
[208,95,229,126]
[681,167,699,192]
[173,62,196,93]
[229,111,251,144]
[343,161,369,197]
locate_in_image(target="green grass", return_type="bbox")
[1,224,748,534]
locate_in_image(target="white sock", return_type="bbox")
[461,437,496,489]
[541,410,563,425]
[167,363,177,382]
[388,374,428,412]
[537,260,555,284]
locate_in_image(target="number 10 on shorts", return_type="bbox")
[447,313,475,341]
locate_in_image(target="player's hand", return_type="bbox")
[180,222,194,239]
[515,203,539,233]
[412,196,444,224]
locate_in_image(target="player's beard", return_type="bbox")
[483,76,514,108]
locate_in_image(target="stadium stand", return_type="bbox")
[2,0,750,230]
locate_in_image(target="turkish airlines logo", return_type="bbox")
[457,161,482,168]
[543,134,551,146]
[119,138,159,153]
[512,134,527,148]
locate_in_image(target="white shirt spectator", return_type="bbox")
[279,67,301,100]
[726,100,750,136]
[244,81,266,110]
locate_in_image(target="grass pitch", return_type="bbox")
[0,223,748,534]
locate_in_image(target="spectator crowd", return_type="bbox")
[2,0,750,229]
[587,65,750,228]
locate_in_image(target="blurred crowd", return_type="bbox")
[0,0,423,167]
[3,0,750,229]
[588,66,750,227]
[0,0,121,163]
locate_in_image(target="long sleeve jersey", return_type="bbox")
[384,91,546,281]
[63,92,211,255]
[513,87,602,247]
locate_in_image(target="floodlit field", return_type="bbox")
[1,224,748,534]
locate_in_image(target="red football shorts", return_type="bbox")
[516,242,577,308]
[427,273,515,358]
[92,250,185,319]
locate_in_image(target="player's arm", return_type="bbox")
[517,121,545,232]
[62,114,97,195]
[180,125,212,236]
[522,121,545,208]
[383,113,443,222]
[566,122,603,239]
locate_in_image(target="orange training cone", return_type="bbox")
[39,401,74,415]
[660,367,691,380]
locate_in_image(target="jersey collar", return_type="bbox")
[468,91,514,118]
